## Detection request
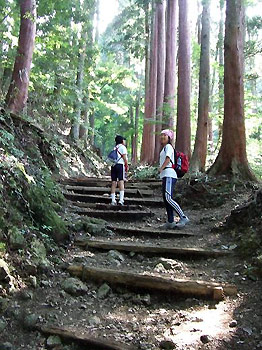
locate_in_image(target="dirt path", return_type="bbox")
[1,178,261,350]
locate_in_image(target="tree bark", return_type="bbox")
[154,0,166,162]
[163,0,177,129]
[190,0,210,173]
[176,0,191,157]
[208,0,256,180]
[217,0,225,147]
[5,0,36,114]
[141,1,158,164]
[132,89,141,164]
[70,21,88,141]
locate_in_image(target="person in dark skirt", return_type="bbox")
[110,135,128,205]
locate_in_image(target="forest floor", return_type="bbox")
[0,177,262,350]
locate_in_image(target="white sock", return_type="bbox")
[119,191,124,202]
[111,193,116,202]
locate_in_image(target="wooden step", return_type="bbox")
[68,265,237,300]
[108,225,194,238]
[65,185,154,197]
[72,208,153,221]
[63,192,163,207]
[76,239,230,258]
[60,177,161,189]
[40,326,136,350]
[71,202,144,211]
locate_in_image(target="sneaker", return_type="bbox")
[111,201,117,206]
[160,222,174,230]
[175,216,190,228]
[119,200,124,206]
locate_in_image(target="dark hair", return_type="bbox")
[115,135,125,145]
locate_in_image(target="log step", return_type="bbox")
[71,202,144,211]
[68,265,237,300]
[71,209,153,221]
[40,326,136,350]
[63,192,163,207]
[65,185,154,197]
[108,225,195,238]
[76,239,231,258]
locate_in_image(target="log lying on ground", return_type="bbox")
[72,209,153,221]
[77,239,230,258]
[71,202,144,211]
[68,265,237,300]
[65,185,154,197]
[63,192,163,207]
[40,326,136,350]
[108,225,195,238]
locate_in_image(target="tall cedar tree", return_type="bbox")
[176,0,191,157]
[208,0,256,180]
[154,0,166,162]
[141,1,158,164]
[190,0,210,173]
[6,0,36,113]
[163,0,177,129]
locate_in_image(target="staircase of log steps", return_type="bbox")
[54,176,238,350]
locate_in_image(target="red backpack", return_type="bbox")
[174,150,189,178]
[164,146,189,178]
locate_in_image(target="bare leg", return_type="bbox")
[119,180,125,204]
[111,181,117,204]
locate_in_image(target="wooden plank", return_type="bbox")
[108,225,194,238]
[68,265,237,300]
[71,202,144,211]
[63,192,163,207]
[74,209,153,221]
[40,326,136,350]
[79,239,231,258]
[65,185,154,197]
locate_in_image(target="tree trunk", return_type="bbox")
[154,0,166,162]
[176,0,191,157]
[70,21,88,141]
[132,89,141,164]
[89,111,95,145]
[190,0,210,173]
[208,0,256,180]
[217,0,225,147]
[162,0,177,129]
[141,1,158,164]
[5,0,36,114]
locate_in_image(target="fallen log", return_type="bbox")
[68,265,237,300]
[73,209,153,221]
[40,326,136,350]
[63,192,163,207]
[108,225,195,238]
[78,239,230,258]
[65,185,154,197]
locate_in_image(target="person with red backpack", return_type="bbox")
[159,129,189,229]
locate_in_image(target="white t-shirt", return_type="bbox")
[159,144,177,179]
[115,144,127,165]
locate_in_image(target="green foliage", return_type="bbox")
[131,165,158,180]
[25,178,68,243]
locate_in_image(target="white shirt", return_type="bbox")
[159,144,177,179]
[115,144,127,165]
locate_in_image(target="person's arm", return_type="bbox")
[159,156,171,173]
[123,154,128,172]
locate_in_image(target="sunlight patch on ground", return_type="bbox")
[162,301,234,349]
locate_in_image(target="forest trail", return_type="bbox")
[2,177,262,350]
[59,177,260,349]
